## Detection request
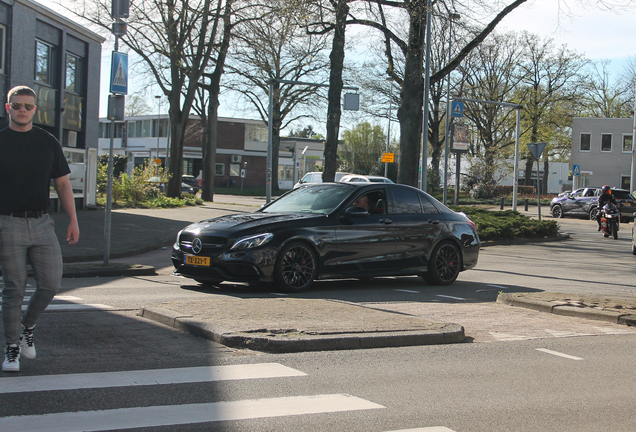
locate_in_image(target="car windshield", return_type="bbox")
[262,185,353,214]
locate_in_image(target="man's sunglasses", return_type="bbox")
[9,102,35,111]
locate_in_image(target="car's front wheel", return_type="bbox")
[422,241,461,286]
[274,241,317,292]
[551,204,563,218]
[589,207,599,221]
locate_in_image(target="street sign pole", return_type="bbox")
[104,6,128,264]
[527,142,547,220]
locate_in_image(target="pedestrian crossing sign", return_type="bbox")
[110,51,128,94]
[572,164,581,176]
[451,101,463,117]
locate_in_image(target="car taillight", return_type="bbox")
[467,219,477,233]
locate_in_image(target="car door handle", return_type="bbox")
[379,218,393,224]
[428,219,440,225]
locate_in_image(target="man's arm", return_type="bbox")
[53,174,80,245]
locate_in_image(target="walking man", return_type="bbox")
[1,85,79,372]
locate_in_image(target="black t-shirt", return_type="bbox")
[0,126,70,213]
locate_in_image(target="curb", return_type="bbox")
[497,293,636,326]
[138,307,466,353]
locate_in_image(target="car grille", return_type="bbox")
[179,235,228,256]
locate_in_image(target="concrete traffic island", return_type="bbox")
[497,292,636,326]
[139,297,466,353]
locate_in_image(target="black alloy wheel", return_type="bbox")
[423,241,462,286]
[552,205,563,218]
[274,241,318,292]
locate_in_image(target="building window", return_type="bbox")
[621,176,630,191]
[579,133,590,152]
[154,118,169,137]
[35,40,56,85]
[245,124,268,142]
[65,53,82,94]
[142,120,151,137]
[230,163,240,176]
[623,134,633,153]
[601,134,612,152]
[215,163,225,176]
[278,165,293,182]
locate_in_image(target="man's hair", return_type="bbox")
[7,86,36,103]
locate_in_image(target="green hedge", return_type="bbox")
[451,207,559,241]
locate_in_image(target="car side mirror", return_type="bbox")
[343,206,369,218]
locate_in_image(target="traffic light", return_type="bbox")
[111,0,129,19]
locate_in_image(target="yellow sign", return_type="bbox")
[381,153,395,163]
[154,158,162,165]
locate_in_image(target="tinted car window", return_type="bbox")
[391,189,422,214]
[420,195,440,214]
[263,185,351,214]
[612,190,634,200]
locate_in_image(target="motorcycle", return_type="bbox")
[599,203,620,239]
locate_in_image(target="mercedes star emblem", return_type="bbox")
[192,238,203,254]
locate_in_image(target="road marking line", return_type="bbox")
[271,292,289,296]
[23,304,114,311]
[436,295,465,300]
[545,329,594,338]
[592,326,636,335]
[487,284,507,289]
[490,332,537,342]
[536,348,583,361]
[0,363,307,394]
[386,428,456,432]
[395,289,421,294]
[0,394,384,431]
[53,295,83,301]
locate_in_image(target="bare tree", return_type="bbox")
[125,91,154,117]
[579,60,633,118]
[63,0,239,197]
[224,2,330,192]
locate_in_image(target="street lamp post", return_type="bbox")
[386,78,393,177]
[155,95,161,160]
[443,13,460,205]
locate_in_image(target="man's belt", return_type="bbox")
[0,210,47,218]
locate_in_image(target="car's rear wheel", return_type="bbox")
[422,241,461,286]
[274,241,317,292]
[551,205,563,218]
[589,207,599,221]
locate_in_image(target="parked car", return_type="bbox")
[182,175,201,194]
[550,187,636,222]
[172,183,480,292]
[293,172,351,189]
[339,174,394,184]
[632,214,636,255]
[149,177,195,195]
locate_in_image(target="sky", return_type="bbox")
[38,0,636,119]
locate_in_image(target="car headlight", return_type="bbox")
[230,233,274,251]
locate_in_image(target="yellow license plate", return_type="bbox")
[185,255,211,266]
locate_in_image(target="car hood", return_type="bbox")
[183,212,324,234]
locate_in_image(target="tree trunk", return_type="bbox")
[397,1,426,187]
[201,91,219,202]
[166,107,186,197]
[323,0,348,183]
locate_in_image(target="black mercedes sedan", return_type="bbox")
[172,183,480,292]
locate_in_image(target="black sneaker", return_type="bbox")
[2,344,20,372]
[20,325,36,359]
[597,226,601,231]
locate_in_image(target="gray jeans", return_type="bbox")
[0,215,62,345]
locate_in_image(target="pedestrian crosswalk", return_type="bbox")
[0,362,457,431]
[0,287,114,311]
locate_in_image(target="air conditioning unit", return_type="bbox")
[231,155,242,163]
[67,131,77,148]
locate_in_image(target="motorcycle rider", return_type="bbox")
[596,185,618,231]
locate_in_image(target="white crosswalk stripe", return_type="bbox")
[0,363,306,394]
[0,394,385,432]
[0,363,386,431]
[0,288,115,311]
